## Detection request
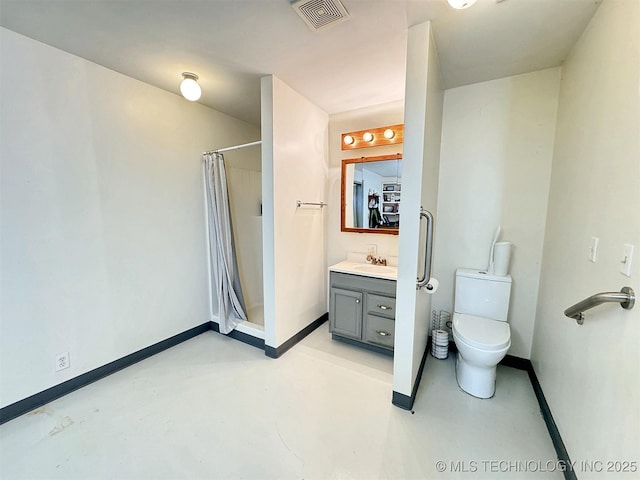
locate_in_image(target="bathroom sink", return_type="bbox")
[329,260,398,280]
[351,264,396,275]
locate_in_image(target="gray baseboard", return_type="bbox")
[210,321,265,350]
[522,360,577,480]
[3,317,576,480]
[265,313,328,358]
[412,335,575,479]
[449,343,576,480]
[2,314,329,425]
[0,322,210,425]
[392,336,431,411]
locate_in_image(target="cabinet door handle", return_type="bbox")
[377,304,392,310]
[376,330,391,337]
[355,299,360,304]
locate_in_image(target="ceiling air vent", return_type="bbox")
[291,0,350,32]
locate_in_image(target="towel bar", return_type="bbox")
[296,200,327,208]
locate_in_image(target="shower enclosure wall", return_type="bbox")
[224,147,264,327]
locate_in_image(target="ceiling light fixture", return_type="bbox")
[180,72,201,101]
[447,0,477,9]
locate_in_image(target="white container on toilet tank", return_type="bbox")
[492,242,512,276]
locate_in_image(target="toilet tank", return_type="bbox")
[454,268,512,321]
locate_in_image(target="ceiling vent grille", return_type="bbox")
[291,0,350,32]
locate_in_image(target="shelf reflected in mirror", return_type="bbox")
[341,154,402,235]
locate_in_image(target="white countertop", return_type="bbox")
[329,261,398,281]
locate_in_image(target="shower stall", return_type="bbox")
[204,141,264,331]
[224,145,264,327]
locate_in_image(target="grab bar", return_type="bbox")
[417,209,434,290]
[564,287,635,325]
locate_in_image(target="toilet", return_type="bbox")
[452,268,512,399]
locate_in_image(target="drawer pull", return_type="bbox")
[355,299,360,304]
[376,330,392,337]
[377,304,392,310]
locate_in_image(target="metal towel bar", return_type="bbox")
[296,200,327,208]
[564,287,635,325]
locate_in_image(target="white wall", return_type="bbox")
[532,0,640,471]
[432,68,561,358]
[0,28,259,407]
[394,21,444,397]
[261,75,329,348]
[327,101,404,267]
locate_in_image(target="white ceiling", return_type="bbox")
[0,0,601,126]
[356,159,403,179]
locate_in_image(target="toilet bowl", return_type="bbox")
[452,313,510,398]
[452,269,512,398]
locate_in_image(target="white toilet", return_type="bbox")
[452,268,512,399]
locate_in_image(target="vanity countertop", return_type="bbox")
[329,261,398,281]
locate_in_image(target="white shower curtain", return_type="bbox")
[203,152,247,334]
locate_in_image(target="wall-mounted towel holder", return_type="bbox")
[296,200,327,208]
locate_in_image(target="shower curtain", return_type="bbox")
[203,152,247,334]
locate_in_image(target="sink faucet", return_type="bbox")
[366,254,387,266]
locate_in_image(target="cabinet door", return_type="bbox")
[329,288,363,340]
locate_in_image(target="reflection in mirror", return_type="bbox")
[341,154,402,235]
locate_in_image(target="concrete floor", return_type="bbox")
[0,327,562,479]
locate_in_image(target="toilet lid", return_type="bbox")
[453,313,510,350]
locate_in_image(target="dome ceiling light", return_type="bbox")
[180,72,202,101]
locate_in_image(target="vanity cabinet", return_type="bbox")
[329,271,397,353]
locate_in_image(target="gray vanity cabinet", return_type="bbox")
[329,271,397,353]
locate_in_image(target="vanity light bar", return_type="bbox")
[341,124,404,150]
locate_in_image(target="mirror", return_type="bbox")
[341,154,402,235]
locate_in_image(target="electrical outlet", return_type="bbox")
[55,352,70,372]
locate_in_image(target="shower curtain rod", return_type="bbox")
[204,140,261,155]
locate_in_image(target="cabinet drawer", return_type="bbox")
[366,294,396,319]
[330,272,396,296]
[364,315,395,350]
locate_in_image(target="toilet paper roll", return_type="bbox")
[421,277,439,294]
[432,330,449,346]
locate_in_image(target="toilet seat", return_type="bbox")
[453,313,510,350]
